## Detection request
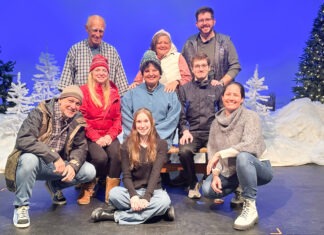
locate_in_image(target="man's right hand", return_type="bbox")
[179,130,194,145]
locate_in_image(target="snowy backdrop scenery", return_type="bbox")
[0,0,323,172]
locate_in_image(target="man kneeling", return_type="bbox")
[5,85,96,228]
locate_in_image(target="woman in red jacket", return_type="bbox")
[78,54,122,205]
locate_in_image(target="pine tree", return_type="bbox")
[3,73,34,135]
[31,52,60,105]
[0,47,16,113]
[293,3,324,103]
[244,65,275,138]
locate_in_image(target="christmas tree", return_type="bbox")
[31,52,60,105]
[244,65,275,138]
[293,3,324,104]
[3,72,34,135]
[0,47,16,113]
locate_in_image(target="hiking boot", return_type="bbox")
[13,206,30,228]
[230,186,244,208]
[233,198,258,230]
[91,207,115,222]
[45,181,67,205]
[77,180,97,205]
[188,182,201,199]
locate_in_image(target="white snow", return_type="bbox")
[0,98,323,173]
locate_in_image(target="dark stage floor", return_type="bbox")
[1,164,324,235]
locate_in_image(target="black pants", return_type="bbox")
[179,132,209,188]
[87,138,121,178]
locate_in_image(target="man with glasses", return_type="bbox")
[182,6,241,87]
[170,53,223,199]
[59,15,128,95]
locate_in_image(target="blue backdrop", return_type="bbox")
[0,0,322,108]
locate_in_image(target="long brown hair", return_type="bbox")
[87,72,110,109]
[127,108,157,169]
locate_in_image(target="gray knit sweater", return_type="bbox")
[207,106,266,177]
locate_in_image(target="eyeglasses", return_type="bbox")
[197,18,213,24]
[91,28,104,33]
[193,64,208,69]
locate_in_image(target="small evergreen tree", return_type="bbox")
[293,3,324,103]
[3,73,34,135]
[0,47,16,113]
[244,65,275,138]
[31,52,60,105]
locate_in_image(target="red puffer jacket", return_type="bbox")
[80,81,122,141]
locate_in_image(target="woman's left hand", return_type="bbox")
[139,199,149,209]
[164,81,178,92]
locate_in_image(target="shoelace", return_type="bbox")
[240,202,250,219]
[55,191,64,199]
[18,206,28,220]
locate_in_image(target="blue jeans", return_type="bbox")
[109,186,171,225]
[14,153,96,207]
[202,152,273,200]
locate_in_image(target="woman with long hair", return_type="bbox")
[91,108,175,224]
[78,54,122,205]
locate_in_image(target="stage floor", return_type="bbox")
[1,164,323,235]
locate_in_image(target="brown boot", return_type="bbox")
[77,179,96,205]
[105,177,120,204]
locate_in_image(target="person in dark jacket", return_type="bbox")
[182,6,241,86]
[91,108,175,224]
[9,85,96,228]
[170,53,223,199]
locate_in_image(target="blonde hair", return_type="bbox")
[87,72,110,109]
[127,108,157,169]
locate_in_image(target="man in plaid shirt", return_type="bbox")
[59,15,128,96]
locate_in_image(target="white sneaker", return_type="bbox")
[233,199,258,230]
[188,182,201,199]
[13,206,30,228]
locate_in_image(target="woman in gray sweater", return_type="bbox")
[202,82,273,231]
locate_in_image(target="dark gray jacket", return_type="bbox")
[182,32,241,81]
[5,98,87,191]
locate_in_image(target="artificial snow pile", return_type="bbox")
[265,98,324,166]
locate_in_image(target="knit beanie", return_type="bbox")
[89,54,109,72]
[140,50,161,72]
[59,85,83,103]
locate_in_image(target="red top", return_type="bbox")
[80,81,122,141]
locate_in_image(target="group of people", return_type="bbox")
[4,6,273,231]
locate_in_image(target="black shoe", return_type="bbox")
[164,206,175,221]
[170,174,189,187]
[91,207,115,222]
[104,203,117,213]
[45,181,67,205]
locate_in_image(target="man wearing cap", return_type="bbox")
[5,85,96,228]
[121,50,180,148]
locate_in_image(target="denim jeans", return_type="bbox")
[14,153,96,207]
[202,152,273,200]
[109,186,171,225]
